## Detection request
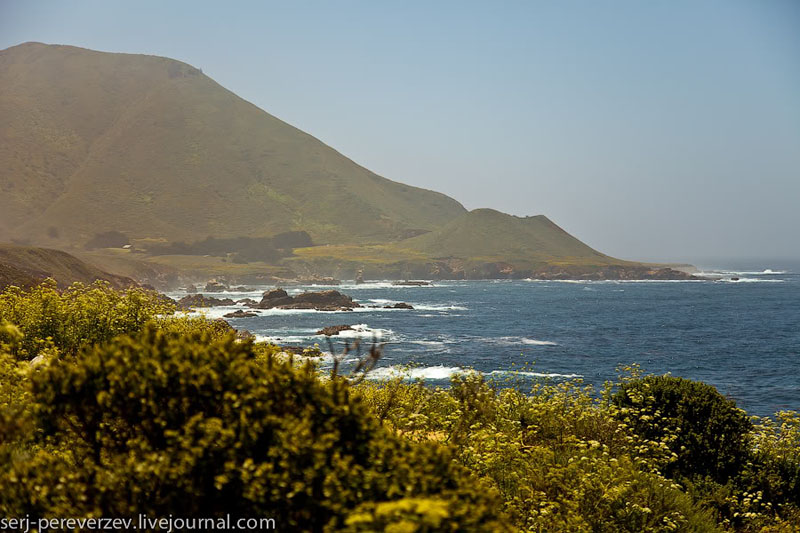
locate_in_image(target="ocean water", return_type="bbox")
[168,266,800,417]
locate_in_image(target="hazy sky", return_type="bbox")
[2,0,798,263]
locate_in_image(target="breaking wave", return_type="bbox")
[365,366,581,381]
[486,336,558,347]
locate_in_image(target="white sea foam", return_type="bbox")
[695,268,789,278]
[336,281,443,290]
[336,323,393,340]
[366,365,464,380]
[524,279,706,284]
[180,306,241,320]
[488,370,583,379]
[254,334,317,344]
[364,298,469,312]
[409,340,449,347]
[413,304,469,311]
[723,278,784,283]
[723,269,788,275]
[486,336,558,346]
[365,366,581,381]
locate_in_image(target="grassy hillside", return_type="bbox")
[282,210,694,279]
[0,244,134,289]
[397,208,620,265]
[0,42,466,248]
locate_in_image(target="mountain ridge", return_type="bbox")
[0,42,693,281]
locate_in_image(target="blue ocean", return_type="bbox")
[169,264,800,417]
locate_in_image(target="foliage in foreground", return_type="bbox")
[358,374,719,532]
[357,370,800,532]
[0,281,798,531]
[0,327,507,531]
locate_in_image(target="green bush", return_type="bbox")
[614,375,753,484]
[727,412,800,530]
[0,279,174,361]
[0,327,506,531]
[358,373,721,532]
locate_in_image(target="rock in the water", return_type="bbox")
[262,288,289,299]
[204,280,228,292]
[257,289,360,311]
[392,280,431,286]
[236,298,259,307]
[258,288,294,307]
[186,284,198,294]
[177,294,236,309]
[223,310,258,318]
[232,286,251,292]
[316,324,354,336]
[384,302,414,309]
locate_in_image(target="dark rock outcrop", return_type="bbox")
[256,289,360,311]
[186,284,198,294]
[316,325,354,336]
[204,280,227,292]
[177,294,236,309]
[262,288,289,299]
[223,310,258,318]
[384,302,414,309]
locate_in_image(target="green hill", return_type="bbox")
[285,210,696,279]
[398,208,615,264]
[0,244,135,289]
[0,42,465,248]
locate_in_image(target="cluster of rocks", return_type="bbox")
[362,302,414,309]
[253,289,359,311]
[383,302,414,309]
[176,294,236,309]
[316,325,354,336]
[176,287,364,313]
[177,286,417,318]
[187,281,252,293]
[223,310,258,318]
